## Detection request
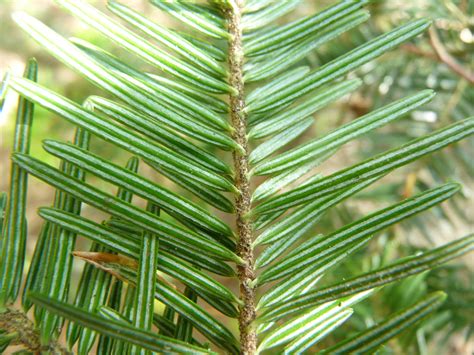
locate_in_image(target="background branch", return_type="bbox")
[428,26,474,84]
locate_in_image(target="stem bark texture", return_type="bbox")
[225,1,257,354]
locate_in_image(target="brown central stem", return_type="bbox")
[0,308,70,354]
[225,1,257,354]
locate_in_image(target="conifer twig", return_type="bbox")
[225,1,257,353]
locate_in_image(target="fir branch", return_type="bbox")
[224,1,257,353]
